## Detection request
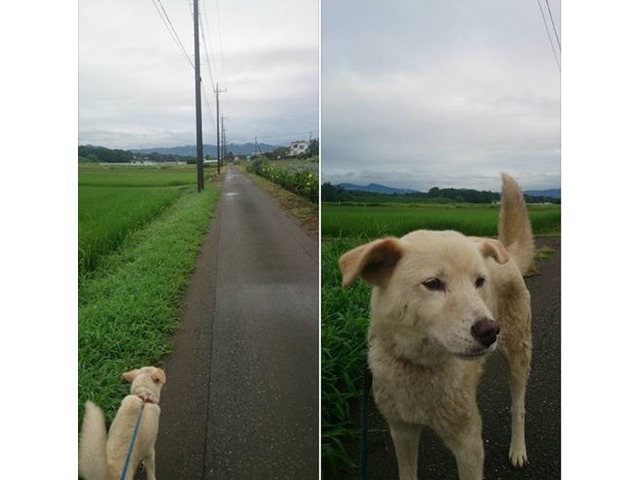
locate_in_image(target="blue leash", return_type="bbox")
[120,401,146,480]
[359,361,373,480]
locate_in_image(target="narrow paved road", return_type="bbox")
[154,165,319,479]
[339,237,561,480]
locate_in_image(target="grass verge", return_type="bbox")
[78,186,220,422]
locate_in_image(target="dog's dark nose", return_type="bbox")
[471,318,500,347]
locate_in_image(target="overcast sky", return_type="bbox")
[321,0,561,192]
[79,0,318,150]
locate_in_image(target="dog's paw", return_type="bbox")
[509,444,528,468]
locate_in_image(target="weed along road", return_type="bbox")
[154,164,319,479]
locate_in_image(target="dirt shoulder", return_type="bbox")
[235,163,319,238]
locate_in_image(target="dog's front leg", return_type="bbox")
[389,421,421,480]
[438,409,484,480]
[451,434,484,480]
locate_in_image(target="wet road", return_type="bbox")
[155,165,319,479]
[340,237,561,480]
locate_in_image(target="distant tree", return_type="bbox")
[427,187,440,198]
[308,138,319,157]
[321,182,352,202]
[78,145,133,163]
[275,146,289,158]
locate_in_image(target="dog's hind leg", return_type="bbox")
[143,448,157,480]
[498,325,532,467]
[506,350,530,467]
[389,421,421,480]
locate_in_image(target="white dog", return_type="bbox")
[339,174,534,480]
[79,366,167,480]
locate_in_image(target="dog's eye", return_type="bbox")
[475,276,486,288]
[422,278,445,291]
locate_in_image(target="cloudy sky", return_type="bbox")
[321,0,561,192]
[79,0,318,149]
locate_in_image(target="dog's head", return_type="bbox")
[122,366,167,403]
[339,230,510,361]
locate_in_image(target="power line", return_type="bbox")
[213,0,227,83]
[201,0,220,83]
[535,0,560,71]
[199,13,219,98]
[149,0,194,69]
[201,90,217,134]
[195,0,225,139]
[544,0,561,52]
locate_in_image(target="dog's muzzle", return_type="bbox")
[471,318,500,347]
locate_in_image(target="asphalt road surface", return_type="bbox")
[338,236,561,480]
[154,165,319,479]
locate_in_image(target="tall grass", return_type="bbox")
[78,186,220,422]
[322,238,372,475]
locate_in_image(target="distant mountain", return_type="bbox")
[337,183,422,195]
[336,182,560,199]
[524,189,561,199]
[130,143,278,157]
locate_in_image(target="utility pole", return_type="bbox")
[221,115,228,162]
[254,135,263,157]
[193,0,204,191]
[214,83,227,174]
[220,115,225,163]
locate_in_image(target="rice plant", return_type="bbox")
[78,186,184,277]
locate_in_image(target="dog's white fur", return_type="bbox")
[339,174,533,480]
[79,366,167,480]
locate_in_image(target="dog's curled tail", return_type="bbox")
[499,173,535,275]
[79,401,109,480]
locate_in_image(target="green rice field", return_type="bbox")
[79,166,198,187]
[78,164,212,277]
[322,203,561,238]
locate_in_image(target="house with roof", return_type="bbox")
[289,140,309,156]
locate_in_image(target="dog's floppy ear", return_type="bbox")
[151,368,167,385]
[122,369,139,384]
[478,239,510,264]
[339,238,404,289]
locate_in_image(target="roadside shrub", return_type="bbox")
[247,158,318,203]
